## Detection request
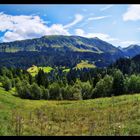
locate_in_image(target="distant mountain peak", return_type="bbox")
[123,44,140,57]
[92,37,100,40]
[117,46,123,50]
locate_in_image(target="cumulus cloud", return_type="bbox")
[123,5,140,21]
[75,28,118,42]
[75,28,140,47]
[0,13,70,42]
[64,14,83,29]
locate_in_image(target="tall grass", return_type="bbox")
[0,87,140,136]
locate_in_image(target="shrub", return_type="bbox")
[2,77,12,91]
[30,83,42,100]
[92,75,113,98]
[41,86,50,100]
[16,82,32,99]
[49,83,63,100]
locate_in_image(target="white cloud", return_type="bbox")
[79,15,111,28]
[75,29,140,47]
[75,28,118,42]
[0,13,84,42]
[64,14,83,29]
[123,5,140,21]
[120,40,140,47]
[0,13,70,42]
[88,15,111,21]
[100,5,114,11]
[75,29,85,36]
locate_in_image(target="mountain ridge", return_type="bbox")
[0,35,139,69]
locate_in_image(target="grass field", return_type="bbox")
[27,65,53,76]
[75,60,96,69]
[62,68,70,73]
[0,84,140,136]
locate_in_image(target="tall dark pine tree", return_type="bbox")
[36,69,49,88]
[29,73,33,85]
[36,69,45,86]
[93,74,101,88]
[44,73,49,88]
[112,70,124,96]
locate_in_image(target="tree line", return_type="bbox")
[1,60,140,100]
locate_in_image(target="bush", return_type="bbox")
[16,82,32,99]
[41,86,50,100]
[112,70,124,95]
[92,75,113,98]
[30,83,42,100]
[75,80,92,99]
[71,86,82,100]
[61,85,73,100]
[2,77,12,91]
[49,83,63,100]
[124,74,140,94]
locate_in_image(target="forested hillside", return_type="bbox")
[0,35,125,68]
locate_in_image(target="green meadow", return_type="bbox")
[0,84,140,136]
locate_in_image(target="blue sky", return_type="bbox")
[0,4,140,47]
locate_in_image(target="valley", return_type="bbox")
[1,4,140,136]
[0,35,140,136]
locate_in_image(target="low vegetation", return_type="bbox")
[27,65,53,76]
[0,85,140,136]
[0,56,140,135]
[1,63,140,101]
[75,60,96,69]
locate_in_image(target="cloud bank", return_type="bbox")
[0,13,71,42]
[123,5,140,21]
[75,28,118,42]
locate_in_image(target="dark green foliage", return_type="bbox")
[49,83,63,100]
[124,75,140,94]
[41,86,50,100]
[112,70,124,96]
[0,35,124,69]
[11,78,15,87]
[30,83,42,100]
[71,85,82,100]
[92,75,113,98]
[36,69,49,88]
[2,77,12,91]
[3,52,140,101]
[61,86,73,100]
[16,81,32,99]
[75,80,92,99]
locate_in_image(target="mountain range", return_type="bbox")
[0,35,139,69]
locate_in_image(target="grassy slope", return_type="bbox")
[75,60,96,69]
[0,86,140,135]
[27,65,53,76]
[27,61,96,76]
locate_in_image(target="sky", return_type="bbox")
[0,4,140,48]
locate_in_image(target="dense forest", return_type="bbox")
[0,35,127,69]
[0,51,114,69]
[1,55,140,100]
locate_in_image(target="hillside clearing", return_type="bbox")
[27,65,53,76]
[75,60,96,69]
